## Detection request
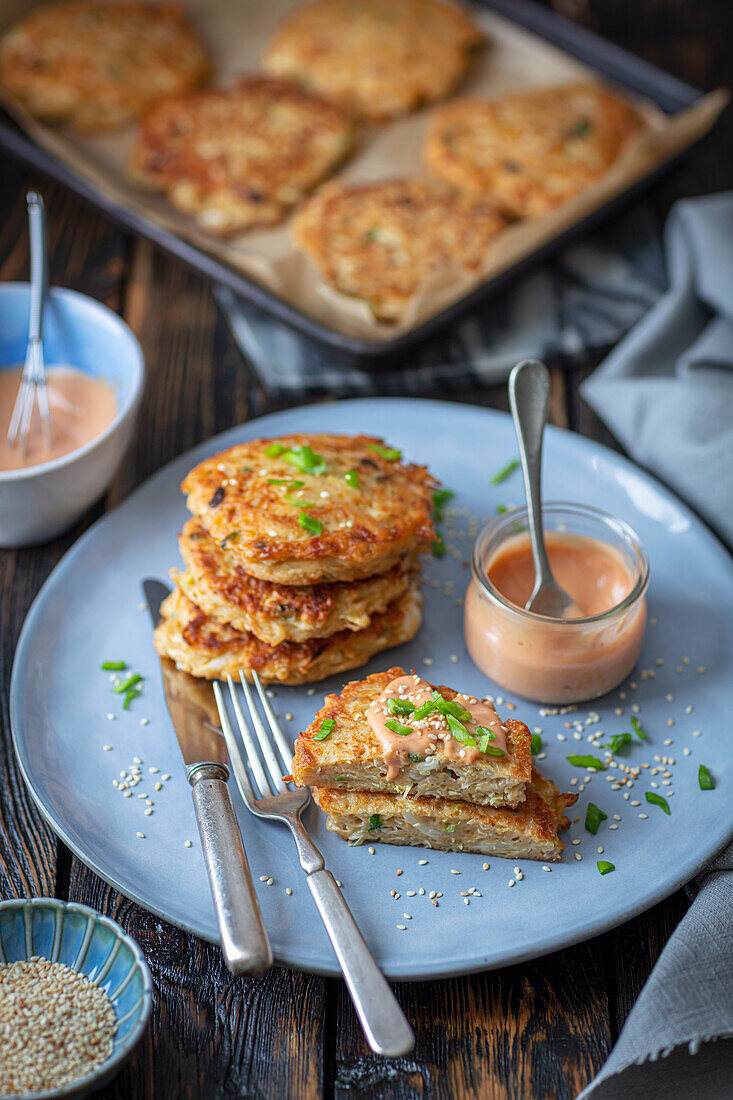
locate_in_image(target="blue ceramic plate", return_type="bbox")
[10,399,733,979]
[0,898,151,1098]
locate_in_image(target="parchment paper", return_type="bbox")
[0,0,727,342]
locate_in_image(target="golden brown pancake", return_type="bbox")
[313,769,577,860]
[292,667,532,806]
[129,76,354,235]
[182,434,437,584]
[293,178,510,322]
[153,582,423,685]
[0,1,210,132]
[263,0,482,121]
[424,82,642,218]
[177,517,418,644]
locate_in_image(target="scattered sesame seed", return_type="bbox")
[482,862,489,870]
[260,875,268,882]
[185,840,192,847]
[368,847,375,854]
[136,832,145,839]
[450,869,460,875]
[574,853,582,861]
[286,888,293,896]
[396,924,407,931]
[693,730,701,737]
[106,713,115,721]
[542,866,551,872]
[418,858,429,865]
[639,813,649,819]
[683,748,691,756]
[267,878,275,886]
[140,718,150,726]
[450,654,459,663]
[102,745,113,752]
[508,879,515,887]
[597,846,604,854]
[403,913,412,919]
[422,657,434,666]
[285,713,293,721]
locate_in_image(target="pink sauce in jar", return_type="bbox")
[464,506,649,704]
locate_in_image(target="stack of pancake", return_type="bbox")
[292,667,577,861]
[154,434,437,685]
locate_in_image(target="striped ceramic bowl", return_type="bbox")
[0,898,152,1098]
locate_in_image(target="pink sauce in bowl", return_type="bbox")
[464,503,649,704]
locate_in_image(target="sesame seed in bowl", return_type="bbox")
[0,898,151,1098]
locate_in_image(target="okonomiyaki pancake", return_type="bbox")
[424,82,642,218]
[292,667,532,807]
[153,581,423,685]
[0,1,210,132]
[313,770,577,860]
[263,0,482,121]
[292,178,510,322]
[128,76,354,235]
[178,517,418,645]
[182,434,437,584]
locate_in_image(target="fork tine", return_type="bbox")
[252,671,293,772]
[238,672,287,793]
[212,681,261,806]
[224,675,272,798]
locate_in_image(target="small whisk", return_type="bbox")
[7,192,52,456]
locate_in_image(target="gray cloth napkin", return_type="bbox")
[578,193,733,1099]
[216,204,664,400]
[582,192,733,547]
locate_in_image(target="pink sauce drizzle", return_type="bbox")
[367,674,508,780]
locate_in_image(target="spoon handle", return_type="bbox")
[508,359,553,589]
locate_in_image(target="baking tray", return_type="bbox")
[0,0,718,369]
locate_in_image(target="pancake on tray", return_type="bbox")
[178,516,417,645]
[313,769,577,861]
[292,667,533,807]
[182,434,437,584]
[128,76,354,235]
[292,178,510,322]
[153,580,422,685]
[263,0,482,121]
[0,1,210,132]
[424,82,643,218]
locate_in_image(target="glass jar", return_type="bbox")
[464,502,649,703]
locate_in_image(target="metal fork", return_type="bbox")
[213,669,415,1058]
[7,193,52,455]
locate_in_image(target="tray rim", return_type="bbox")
[0,0,712,367]
[9,396,733,979]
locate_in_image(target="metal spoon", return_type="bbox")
[508,359,577,619]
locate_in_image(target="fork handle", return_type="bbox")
[307,869,414,1057]
[190,767,273,978]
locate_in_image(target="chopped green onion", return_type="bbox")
[113,673,143,694]
[530,733,542,754]
[265,443,286,457]
[490,458,519,485]
[645,791,670,815]
[601,732,632,754]
[408,753,422,762]
[432,488,453,521]
[631,716,647,741]
[443,823,457,833]
[369,814,382,830]
[287,497,316,507]
[413,700,437,720]
[446,714,476,746]
[597,861,615,876]
[344,470,360,489]
[476,725,495,741]
[282,444,326,475]
[496,505,508,515]
[431,534,446,558]
[335,776,347,782]
[585,802,608,835]
[314,719,335,741]
[100,661,126,671]
[268,478,304,489]
[479,735,504,755]
[566,754,606,771]
[388,697,415,716]
[298,512,322,535]
[219,531,239,549]
[385,718,413,737]
[435,696,472,723]
[698,764,715,791]
[122,688,140,710]
[369,442,402,462]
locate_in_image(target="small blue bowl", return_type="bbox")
[0,283,145,547]
[0,898,152,1098]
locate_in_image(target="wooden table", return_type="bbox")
[1,2,730,1096]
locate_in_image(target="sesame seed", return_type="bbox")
[403,913,412,920]
[450,869,460,875]
[418,858,429,865]
[574,853,582,861]
[450,654,459,663]
[396,924,407,931]
[693,730,701,737]
[542,866,552,872]
[267,878,274,886]
[482,862,489,870]
[136,832,145,838]
[286,888,293,895]
[102,745,112,751]
[106,713,115,721]
[639,813,649,819]
[422,657,434,666]
[407,890,416,897]
[683,748,691,756]
[597,846,604,854]
[368,847,375,854]
[140,718,150,726]
[185,841,192,847]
